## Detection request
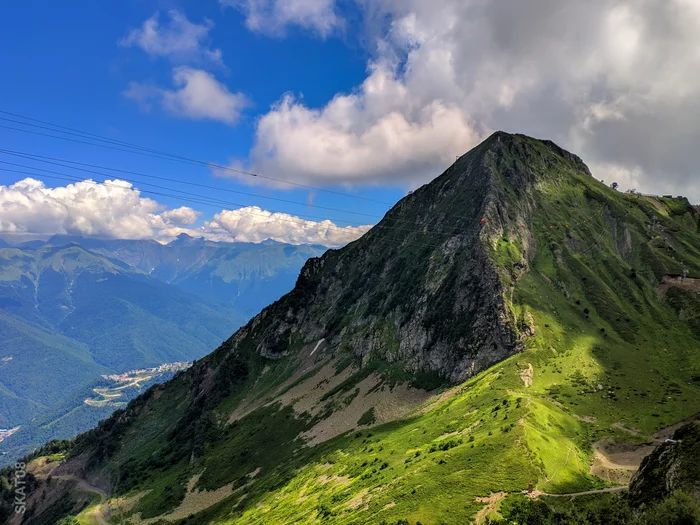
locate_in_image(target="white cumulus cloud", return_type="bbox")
[0,178,163,239]
[247,84,478,187]
[232,0,700,201]
[124,67,248,124]
[120,10,222,65]
[206,206,371,246]
[222,0,339,37]
[160,206,201,226]
[0,178,368,247]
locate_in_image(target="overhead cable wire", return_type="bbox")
[0,167,448,250]
[0,111,392,204]
[0,148,475,232]
[0,150,382,220]
[0,159,479,239]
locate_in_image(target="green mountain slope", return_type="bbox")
[0,310,105,428]
[0,244,240,428]
[0,238,324,467]
[7,132,700,524]
[0,364,188,473]
[484,421,700,524]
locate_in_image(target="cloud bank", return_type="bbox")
[232,0,700,201]
[207,206,371,246]
[0,178,369,247]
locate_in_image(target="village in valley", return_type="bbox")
[85,362,192,408]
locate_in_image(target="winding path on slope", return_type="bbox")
[36,474,109,525]
[474,486,629,524]
[535,485,628,498]
[534,441,639,499]
[71,477,109,525]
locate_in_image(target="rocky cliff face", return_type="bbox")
[216,132,593,383]
[629,421,700,505]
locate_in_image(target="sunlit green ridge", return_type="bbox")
[4,132,700,524]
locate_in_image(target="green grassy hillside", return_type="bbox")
[0,310,106,428]
[6,133,700,525]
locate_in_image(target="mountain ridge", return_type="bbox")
[30,234,328,318]
[5,131,700,524]
[241,131,594,382]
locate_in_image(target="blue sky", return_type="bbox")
[1,1,699,245]
[0,1,402,246]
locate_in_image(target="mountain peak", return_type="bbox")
[239,135,596,383]
[474,131,592,179]
[171,233,195,244]
[15,132,700,524]
[168,233,206,247]
[238,133,600,383]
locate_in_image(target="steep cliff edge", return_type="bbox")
[629,421,700,506]
[225,132,593,384]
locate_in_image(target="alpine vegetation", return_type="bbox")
[3,133,700,524]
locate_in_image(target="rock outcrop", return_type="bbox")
[629,421,700,506]
[225,132,593,383]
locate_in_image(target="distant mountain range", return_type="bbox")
[10,233,328,320]
[0,234,326,462]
